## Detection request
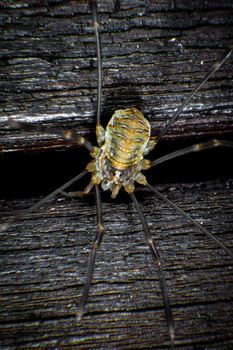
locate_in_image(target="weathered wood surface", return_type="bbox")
[0,0,233,153]
[0,1,233,349]
[0,179,233,349]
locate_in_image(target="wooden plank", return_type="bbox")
[0,179,233,349]
[0,0,233,349]
[0,0,233,153]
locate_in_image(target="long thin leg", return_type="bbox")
[150,139,233,168]
[76,184,105,321]
[0,170,88,233]
[6,119,93,152]
[60,190,89,199]
[157,47,233,143]
[146,183,233,259]
[90,0,102,127]
[129,192,175,347]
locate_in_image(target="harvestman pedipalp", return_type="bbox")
[1,0,233,346]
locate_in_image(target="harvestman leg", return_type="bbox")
[2,0,103,219]
[0,170,88,233]
[1,0,105,323]
[76,184,105,321]
[7,119,93,153]
[2,112,93,231]
[144,183,233,259]
[60,0,103,200]
[1,1,232,347]
[129,192,175,346]
[148,140,233,259]
[1,0,105,317]
[76,0,106,320]
[150,139,233,168]
[90,0,102,126]
[156,46,233,142]
[139,47,233,344]
[4,3,102,148]
[59,0,105,318]
[128,142,233,345]
[131,140,233,344]
[1,1,101,226]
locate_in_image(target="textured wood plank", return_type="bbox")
[0,179,233,349]
[0,1,233,349]
[0,0,233,152]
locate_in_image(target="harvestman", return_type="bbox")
[1,0,233,346]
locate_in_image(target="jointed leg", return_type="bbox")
[76,184,105,321]
[90,0,102,127]
[60,182,94,199]
[157,47,233,142]
[0,170,88,233]
[146,183,233,259]
[150,139,233,168]
[129,192,175,347]
[60,191,87,199]
[7,119,93,152]
[8,1,102,151]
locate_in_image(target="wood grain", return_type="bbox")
[0,0,233,349]
[0,0,233,152]
[0,180,233,349]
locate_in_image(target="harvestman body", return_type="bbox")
[1,0,233,346]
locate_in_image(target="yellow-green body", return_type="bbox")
[86,108,156,198]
